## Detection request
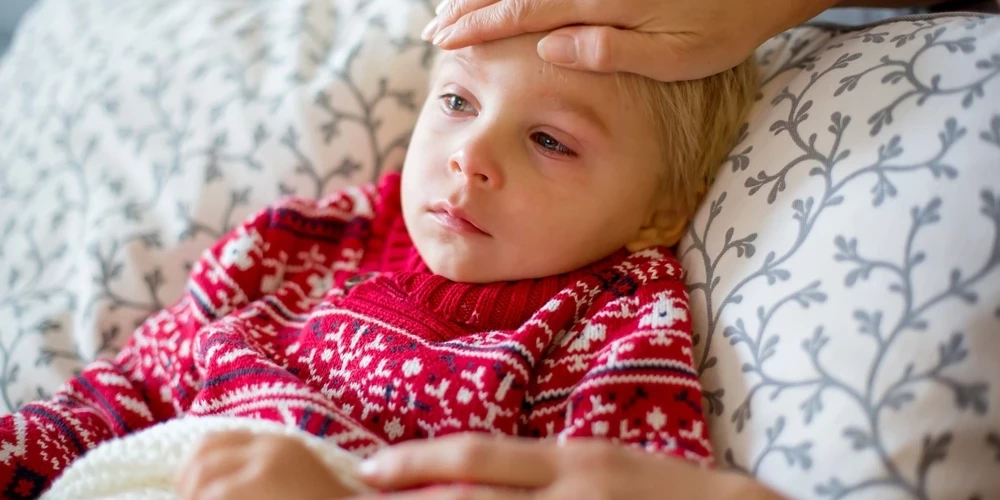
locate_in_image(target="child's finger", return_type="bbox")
[176,431,256,496]
[176,449,248,499]
[194,430,256,452]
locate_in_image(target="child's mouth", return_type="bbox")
[429,203,491,237]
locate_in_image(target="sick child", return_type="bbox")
[0,32,757,499]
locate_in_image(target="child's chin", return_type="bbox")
[427,260,486,283]
[423,254,498,284]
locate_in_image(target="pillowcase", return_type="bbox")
[0,0,433,410]
[2,2,999,499]
[682,14,1000,500]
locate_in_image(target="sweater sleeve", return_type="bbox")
[1,177,391,497]
[524,262,713,466]
[0,206,279,498]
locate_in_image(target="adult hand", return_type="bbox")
[176,431,357,500]
[354,433,786,499]
[421,0,840,82]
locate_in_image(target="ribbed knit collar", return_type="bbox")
[355,174,626,331]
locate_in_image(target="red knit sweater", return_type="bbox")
[0,174,709,498]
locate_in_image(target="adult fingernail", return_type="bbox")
[421,17,441,42]
[432,25,455,46]
[537,35,577,65]
[358,458,378,477]
[435,0,450,16]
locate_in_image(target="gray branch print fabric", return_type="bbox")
[0,0,432,409]
[0,2,998,499]
[683,15,1000,500]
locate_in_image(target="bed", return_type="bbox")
[0,1,998,498]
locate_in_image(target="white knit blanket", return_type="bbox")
[41,417,373,500]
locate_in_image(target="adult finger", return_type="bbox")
[424,0,498,41]
[351,485,532,500]
[430,0,633,50]
[358,434,557,491]
[433,0,497,25]
[537,25,747,82]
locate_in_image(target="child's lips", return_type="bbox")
[429,203,491,237]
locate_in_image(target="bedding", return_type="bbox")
[0,1,998,499]
[684,13,1000,499]
[40,417,371,499]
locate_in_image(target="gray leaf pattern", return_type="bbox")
[0,0,432,411]
[684,14,1000,500]
[2,4,1000,500]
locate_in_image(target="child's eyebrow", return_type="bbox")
[540,93,611,137]
[448,53,611,137]
[450,53,486,81]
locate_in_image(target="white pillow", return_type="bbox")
[683,14,1000,500]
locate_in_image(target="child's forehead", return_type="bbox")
[434,35,625,110]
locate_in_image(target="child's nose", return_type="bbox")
[448,134,504,190]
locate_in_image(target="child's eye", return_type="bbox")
[531,132,576,158]
[439,93,475,115]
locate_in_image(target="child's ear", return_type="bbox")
[627,206,688,252]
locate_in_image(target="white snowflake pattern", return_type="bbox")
[600,339,635,366]
[591,421,610,436]
[646,407,667,431]
[402,358,423,377]
[457,387,474,404]
[638,292,688,329]
[359,354,373,368]
[632,247,664,260]
[385,417,405,440]
[219,230,260,271]
[260,265,286,293]
[307,273,333,298]
[569,322,607,353]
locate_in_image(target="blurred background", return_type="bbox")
[1,0,35,56]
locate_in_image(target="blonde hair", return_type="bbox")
[621,59,759,250]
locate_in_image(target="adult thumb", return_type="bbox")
[537,25,716,82]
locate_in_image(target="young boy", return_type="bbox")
[0,32,757,498]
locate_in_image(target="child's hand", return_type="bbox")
[176,431,356,500]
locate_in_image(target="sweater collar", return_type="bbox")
[358,173,628,330]
[382,222,627,330]
[389,247,627,331]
